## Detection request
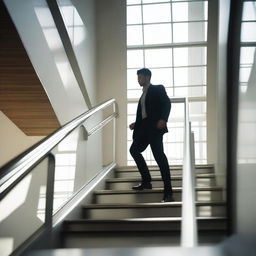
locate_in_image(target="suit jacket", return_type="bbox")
[133,84,171,139]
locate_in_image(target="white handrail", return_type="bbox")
[181,98,198,247]
[0,99,117,198]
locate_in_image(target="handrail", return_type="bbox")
[181,98,198,247]
[0,98,117,199]
[128,96,206,104]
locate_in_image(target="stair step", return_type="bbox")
[82,201,226,219]
[94,187,224,203]
[25,247,226,256]
[115,165,214,178]
[63,216,227,233]
[106,174,216,190]
[62,216,227,247]
[116,164,214,170]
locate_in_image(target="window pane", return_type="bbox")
[127,25,143,46]
[170,102,185,120]
[174,86,206,97]
[145,48,172,68]
[144,24,172,45]
[127,0,141,5]
[150,68,173,87]
[173,22,207,43]
[173,23,188,42]
[193,126,207,141]
[128,103,138,115]
[143,4,171,23]
[127,69,139,89]
[241,22,256,42]
[169,143,183,160]
[172,2,208,22]
[240,47,256,65]
[195,142,207,160]
[127,6,142,24]
[173,47,207,66]
[174,67,206,86]
[127,50,144,68]
[127,116,136,127]
[166,87,174,97]
[242,2,256,21]
[240,67,252,83]
[189,102,206,116]
[127,89,142,99]
[142,0,167,3]
[169,127,184,142]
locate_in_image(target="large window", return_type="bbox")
[237,1,256,163]
[127,0,208,165]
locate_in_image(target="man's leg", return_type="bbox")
[150,134,173,196]
[130,135,151,184]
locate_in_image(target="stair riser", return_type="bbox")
[63,233,180,248]
[83,205,226,219]
[107,178,216,190]
[63,219,227,233]
[115,168,214,178]
[94,191,223,204]
[63,231,226,248]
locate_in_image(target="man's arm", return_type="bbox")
[158,85,171,121]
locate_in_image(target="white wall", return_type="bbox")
[63,0,97,105]
[236,49,256,234]
[3,0,93,124]
[215,0,230,191]
[96,0,127,166]
[207,0,230,190]
[0,2,104,253]
[207,0,218,166]
[1,0,99,165]
[0,112,44,167]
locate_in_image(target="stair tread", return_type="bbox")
[63,217,227,234]
[64,216,227,223]
[107,174,215,182]
[82,201,226,209]
[94,186,223,194]
[115,164,214,171]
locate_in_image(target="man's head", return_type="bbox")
[137,68,151,87]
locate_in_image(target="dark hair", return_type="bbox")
[137,68,152,78]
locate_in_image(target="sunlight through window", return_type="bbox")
[126,0,208,165]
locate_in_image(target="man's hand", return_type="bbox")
[157,119,167,129]
[129,122,135,130]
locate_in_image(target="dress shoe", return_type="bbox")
[161,194,175,203]
[132,183,152,190]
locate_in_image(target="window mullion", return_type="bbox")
[170,2,175,96]
[140,3,146,66]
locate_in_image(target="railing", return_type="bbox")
[181,98,198,246]
[0,96,198,254]
[0,99,117,255]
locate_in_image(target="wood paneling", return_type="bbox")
[0,2,60,136]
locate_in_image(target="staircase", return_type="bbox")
[61,164,227,248]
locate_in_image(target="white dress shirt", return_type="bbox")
[140,84,150,119]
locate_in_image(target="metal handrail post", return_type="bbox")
[45,153,56,228]
[181,98,198,247]
[113,101,117,163]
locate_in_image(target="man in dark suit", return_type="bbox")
[129,68,174,202]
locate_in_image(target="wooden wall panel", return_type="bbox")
[0,2,60,136]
